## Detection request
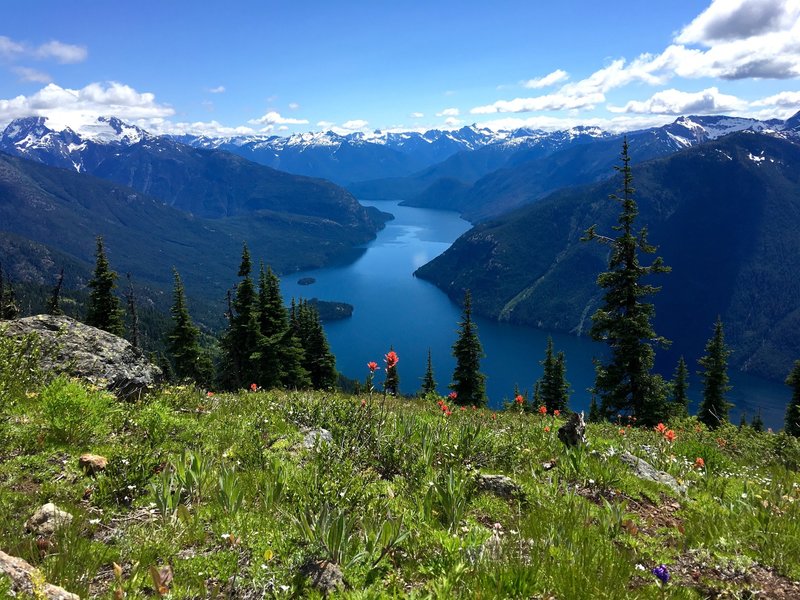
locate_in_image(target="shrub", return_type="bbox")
[39,376,115,446]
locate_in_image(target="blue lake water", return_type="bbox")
[282,200,791,430]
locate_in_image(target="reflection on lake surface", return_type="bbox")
[281,200,790,429]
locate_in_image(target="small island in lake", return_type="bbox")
[297,277,316,286]
[306,298,353,321]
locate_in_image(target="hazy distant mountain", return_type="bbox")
[401,113,800,222]
[0,151,385,325]
[0,116,384,223]
[416,132,800,382]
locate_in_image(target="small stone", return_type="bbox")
[557,412,587,447]
[619,451,687,495]
[25,503,73,536]
[78,453,108,475]
[476,474,524,500]
[0,550,80,599]
[299,559,344,594]
[300,428,333,449]
[542,461,556,471]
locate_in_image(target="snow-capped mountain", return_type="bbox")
[0,116,153,173]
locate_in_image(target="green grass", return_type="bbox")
[1,342,799,598]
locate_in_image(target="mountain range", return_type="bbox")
[416,131,800,382]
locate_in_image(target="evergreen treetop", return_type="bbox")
[536,337,570,412]
[670,356,690,418]
[168,268,212,387]
[582,138,670,426]
[697,317,732,428]
[86,236,125,336]
[421,348,437,396]
[450,289,486,407]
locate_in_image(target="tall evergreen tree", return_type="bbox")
[256,264,309,389]
[46,268,64,317]
[697,317,732,428]
[784,360,800,437]
[220,244,262,389]
[536,337,570,412]
[582,138,670,426]
[751,412,764,432]
[450,289,486,407]
[0,263,20,320]
[670,356,690,418]
[168,269,212,386]
[290,299,337,390]
[86,236,125,336]
[421,348,437,396]
[125,273,141,350]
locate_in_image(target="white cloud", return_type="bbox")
[248,111,309,129]
[288,102,300,110]
[677,0,800,44]
[13,66,51,83]
[609,87,747,115]
[0,35,25,59]
[444,117,462,127]
[208,85,226,94]
[34,40,87,64]
[436,107,459,117]
[751,90,800,107]
[523,69,569,89]
[475,113,678,134]
[471,91,605,114]
[0,82,174,130]
[316,120,334,129]
[410,111,424,118]
[151,119,256,137]
[340,119,369,130]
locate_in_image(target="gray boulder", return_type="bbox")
[476,474,524,501]
[2,315,161,398]
[620,451,688,495]
[299,559,344,594]
[0,550,80,599]
[301,428,333,449]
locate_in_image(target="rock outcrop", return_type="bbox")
[476,474,524,501]
[620,451,688,495]
[558,412,587,447]
[25,503,73,536]
[0,550,80,599]
[2,315,161,398]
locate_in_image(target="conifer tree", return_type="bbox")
[588,394,602,423]
[784,360,800,437]
[220,244,262,389]
[582,138,670,425]
[536,337,570,412]
[290,299,336,390]
[450,289,486,407]
[86,236,125,336]
[670,356,690,418]
[421,348,437,396]
[125,273,141,350]
[697,317,732,428]
[0,263,20,320]
[46,268,64,317]
[256,264,309,389]
[751,411,764,432]
[168,268,212,386]
[383,347,399,396]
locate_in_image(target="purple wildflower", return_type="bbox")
[652,564,670,584]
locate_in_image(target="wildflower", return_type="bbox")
[360,399,366,408]
[553,409,560,417]
[544,426,550,433]
[445,410,452,417]
[491,414,497,420]
[538,405,547,415]
[515,394,524,405]
[664,430,676,443]
[694,457,705,469]
[460,406,466,411]
[448,391,458,401]
[656,423,667,434]
[384,351,399,369]
[652,564,670,584]
[250,383,258,392]
[471,405,477,410]
[619,428,626,435]
[367,361,379,372]
[716,437,727,448]
[206,391,214,397]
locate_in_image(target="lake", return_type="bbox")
[281,200,791,429]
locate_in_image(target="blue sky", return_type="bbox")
[1,0,799,136]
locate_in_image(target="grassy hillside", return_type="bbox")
[1,332,799,598]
